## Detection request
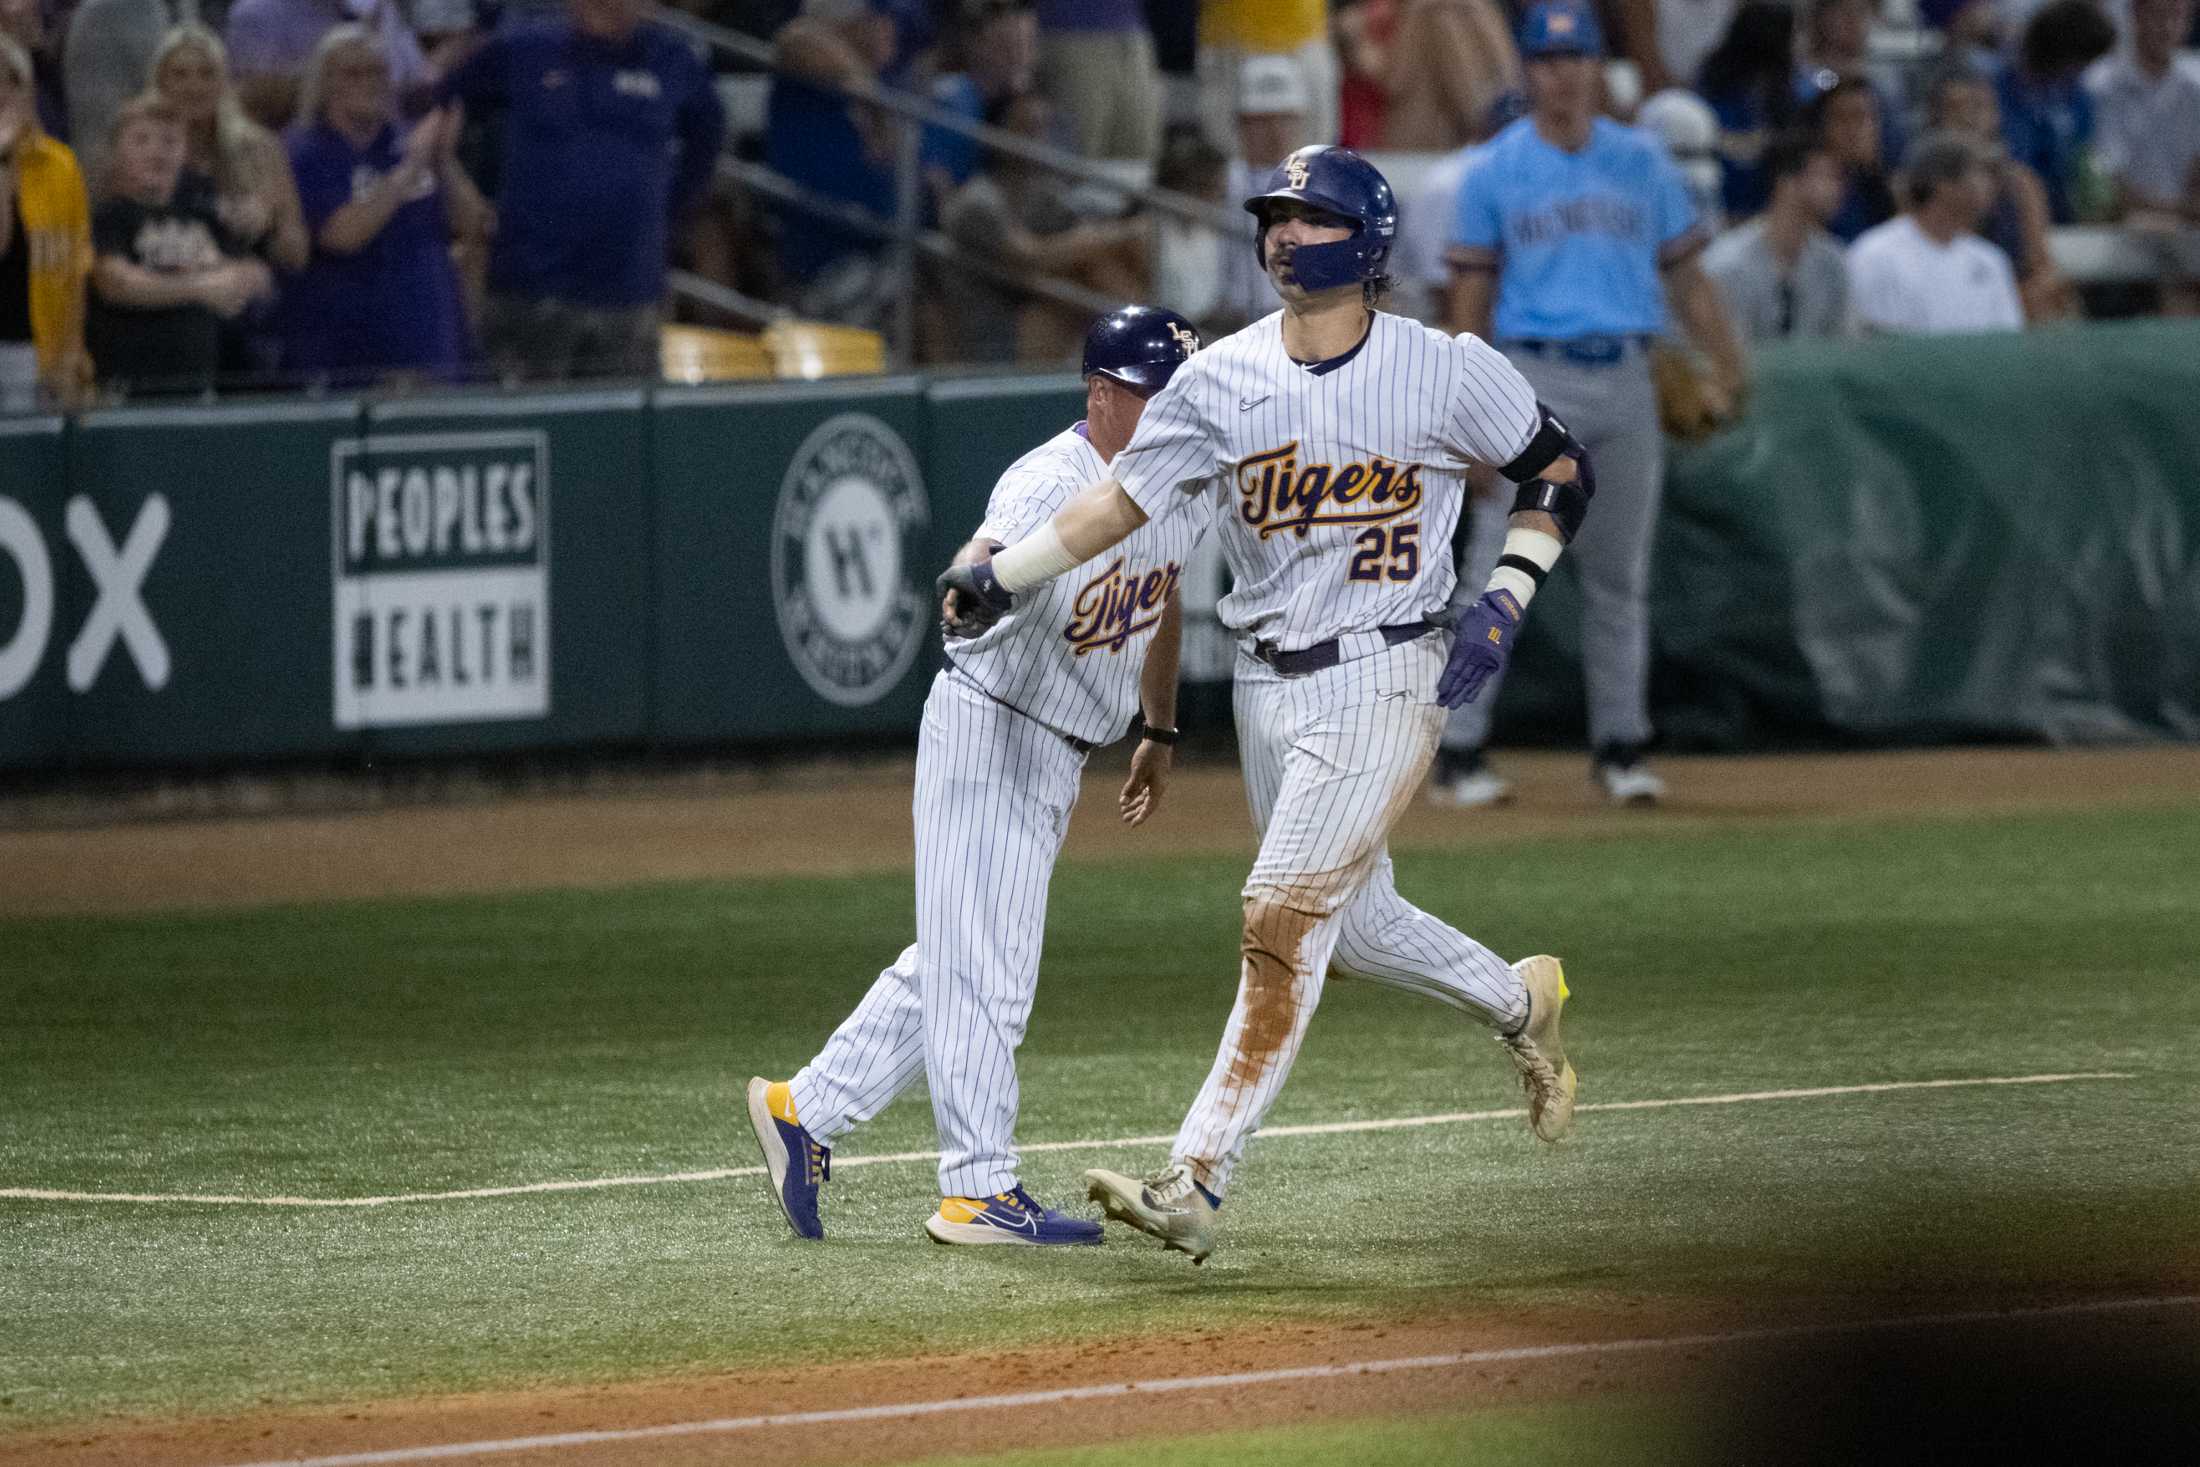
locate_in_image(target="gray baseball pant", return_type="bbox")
[1442,349,1663,754]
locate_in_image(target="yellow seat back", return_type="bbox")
[764,322,887,380]
[660,324,773,384]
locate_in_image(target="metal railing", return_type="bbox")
[662,13,1240,366]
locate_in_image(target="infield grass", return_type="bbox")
[3,801,2198,1431]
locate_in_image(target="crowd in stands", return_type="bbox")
[740,0,2196,362]
[2,0,2197,408]
[1,0,724,406]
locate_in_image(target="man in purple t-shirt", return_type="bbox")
[1034,0,1159,161]
[440,0,723,380]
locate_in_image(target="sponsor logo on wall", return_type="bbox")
[331,431,550,729]
[771,413,929,707]
[0,493,171,701]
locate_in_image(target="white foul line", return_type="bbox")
[223,1293,2200,1467]
[0,1072,2134,1209]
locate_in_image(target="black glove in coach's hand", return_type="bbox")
[936,558,1016,636]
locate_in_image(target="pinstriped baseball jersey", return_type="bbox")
[951,422,1210,745]
[1110,311,1543,650]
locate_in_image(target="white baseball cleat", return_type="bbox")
[1083,1162,1219,1264]
[1431,766,1515,808]
[1593,748,1666,806]
[1429,751,1513,808]
[1497,954,1576,1142]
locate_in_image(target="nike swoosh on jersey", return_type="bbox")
[1239,395,1272,412]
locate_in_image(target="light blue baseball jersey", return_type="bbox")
[1450,117,1706,341]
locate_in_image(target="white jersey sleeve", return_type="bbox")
[1440,332,1540,471]
[974,465,1080,547]
[1110,360,1228,526]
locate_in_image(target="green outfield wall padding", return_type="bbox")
[1492,317,2200,749]
[0,324,2192,774]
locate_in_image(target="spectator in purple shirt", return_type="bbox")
[282,24,473,384]
[441,0,725,381]
[225,0,429,131]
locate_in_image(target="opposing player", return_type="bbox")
[939,146,1591,1264]
[747,307,1206,1247]
[1435,1,1746,807]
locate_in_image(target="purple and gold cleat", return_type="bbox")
[746,1077,828,1239]
[924,1185,1104,1247]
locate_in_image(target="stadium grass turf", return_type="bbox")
[2,804,2197,1429]
[911,1397,1705,1467]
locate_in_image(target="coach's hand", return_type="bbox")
[1438,590,1523,708]
[936,549,1015,637]
[1119,738,1171,826]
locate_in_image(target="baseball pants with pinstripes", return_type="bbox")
[1172,635,1531,1196]
[787,669,1085,1199]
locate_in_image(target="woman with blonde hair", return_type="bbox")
[150,24,307,273]
[0,33,90,409]
[282,25,472,382]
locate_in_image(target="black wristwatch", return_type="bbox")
[1138,721,1181,746]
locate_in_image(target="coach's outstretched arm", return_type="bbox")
[936,478,1149,621]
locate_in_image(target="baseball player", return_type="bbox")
[747,307,1207,1247]
[1434,1,1747,809]
[939,145,1589,1263]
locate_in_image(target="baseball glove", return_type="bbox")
[1650,343,1727,442]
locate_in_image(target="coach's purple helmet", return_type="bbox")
[1081,305,1201,397]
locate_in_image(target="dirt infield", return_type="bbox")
[3,745,2196,920]
[8,1295,2195,1467]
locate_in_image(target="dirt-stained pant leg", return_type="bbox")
[1174,638,1472,1196]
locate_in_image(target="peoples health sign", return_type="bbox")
[331,430,551,729]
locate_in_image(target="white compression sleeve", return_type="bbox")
[989,521,1083,593]
[1483,526,1565,609]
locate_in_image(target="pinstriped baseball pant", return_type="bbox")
[1172,636,1531,1196]
[787,670,1086,1198]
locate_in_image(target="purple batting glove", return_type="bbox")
[1439,589,1524,708]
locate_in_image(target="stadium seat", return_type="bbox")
[764,322,888,380]
[660,324,773,383]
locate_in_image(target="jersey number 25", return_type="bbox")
[1347,523,1420,583]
